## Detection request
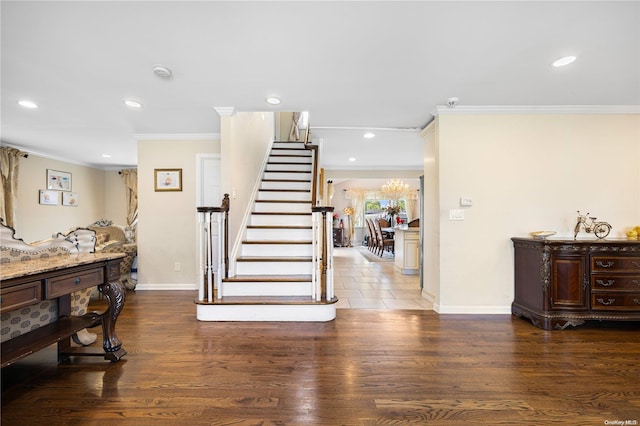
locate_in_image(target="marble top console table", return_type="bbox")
[1,253,127,367]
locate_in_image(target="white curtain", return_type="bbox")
[344,188,369,227]
[288,112,301,141]
[0,147,26,228]
[404,189,419,221]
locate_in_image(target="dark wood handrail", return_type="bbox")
[197,193,230,279]
[304,126,319,206]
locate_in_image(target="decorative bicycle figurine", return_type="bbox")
[574,211,611,239]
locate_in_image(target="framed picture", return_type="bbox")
[47,169,72,191]
[62,192,79,206]
[39,190,59,205]
[154,168,182,192]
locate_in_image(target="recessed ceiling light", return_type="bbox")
[266,97,281,105]
[552,56,577,67]
[124,99,143,109]
[348,157,356,162]
[18,100,38,109]
[363,132,375,139]
[102,154,112,158]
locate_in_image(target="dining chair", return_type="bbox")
[373,219,394,256]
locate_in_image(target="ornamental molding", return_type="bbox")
[433,105,640,116]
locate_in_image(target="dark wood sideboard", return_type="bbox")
[512,237,640,330]
[1,253,127,367]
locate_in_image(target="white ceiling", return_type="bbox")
[2,1,638,170]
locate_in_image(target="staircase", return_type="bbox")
[196,141,337,322]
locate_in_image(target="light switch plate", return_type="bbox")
[449,209,465,220]
[460,197,473,206]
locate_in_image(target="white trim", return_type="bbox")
[214,107,236,117]
[135,283,198,291]
[196,303,336,322]
[433,105,640,116]
[311,126,421,132]
[434,303,512,315]
[133,133,220,140]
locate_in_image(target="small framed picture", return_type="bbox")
[62,192,79,206]
[154,168,182,192]
[47,169,72,191]
[39,190,59,205]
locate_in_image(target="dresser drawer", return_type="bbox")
[591,293,640,310]
[591,275,640,291]
[591,256,640,272]
[45,268,103,299]
[0,281,42,313]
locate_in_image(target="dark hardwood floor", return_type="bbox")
[2,290,639,425]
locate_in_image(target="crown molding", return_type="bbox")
[132,133,220,141]
[433,105,640,116]
[214,107,236,116]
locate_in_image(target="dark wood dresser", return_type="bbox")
[1,253,127,367]
[511,237,640,330]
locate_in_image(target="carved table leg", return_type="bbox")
[98,279,127,360]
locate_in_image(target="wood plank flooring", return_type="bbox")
[2,290,639,425]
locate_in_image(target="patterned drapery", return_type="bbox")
[0,147,26,228]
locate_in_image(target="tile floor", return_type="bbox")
[332,246,433,310]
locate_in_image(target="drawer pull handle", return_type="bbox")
[74,277,81,285]
[633,280,639,287]
[632,261,640,269]
[595,279,615,287]
[634,299,640,305]
[596,298,615,306]
[595,261,614,268]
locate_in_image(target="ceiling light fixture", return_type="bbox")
[18,100,39,109]
[102,154,112,158]
[363,132,375,139]
[266,97,281,105]
[348,157,356,162]
[152,65,172,79]
[552,55,577,67]
[124,99,143,109]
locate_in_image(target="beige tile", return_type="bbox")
[381,298,426,309]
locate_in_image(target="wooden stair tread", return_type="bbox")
[195,296,338,306]
[262,178,311,182]
[247,225,312,229]
[251,212,311,216]
[223,274,312,282]
[264,169,311,173]
[259,189,310,193]
[242,240,312,245]
[236,256,312,262]
[255,200,310,204]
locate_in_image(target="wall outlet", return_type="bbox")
[460,197,473,206]
[449,209,465,221]
[174,262,181,271]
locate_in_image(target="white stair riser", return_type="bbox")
[257,191,311,201]
[273,142,306,150]
[242,244,313,257]
[236,261,312,275]
[264,172,311,180]
[250,215,312,226]
[197,304,336,322]
[254,202,310,213]
[270,149,311,156]
[246,228,312,240]
[269,156,312,163]
[223,281,312,297]
[266,163,312,172]
[261,180,310,190]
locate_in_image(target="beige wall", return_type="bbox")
[423,113,640,313]
[220,112,275,273]
[14,155,120,242]
[137,138,220,288]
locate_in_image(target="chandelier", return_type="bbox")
[381,179,410,201]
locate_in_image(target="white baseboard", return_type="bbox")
[134,283,198,291]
